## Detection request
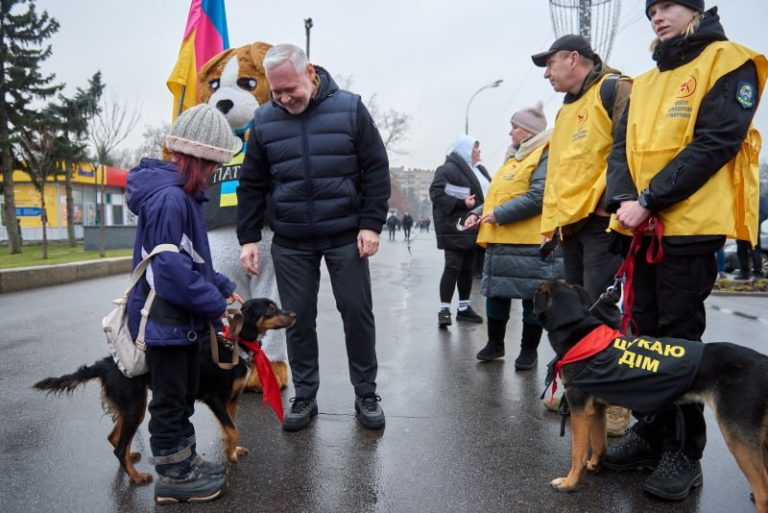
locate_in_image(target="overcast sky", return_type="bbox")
[36,0,768,172]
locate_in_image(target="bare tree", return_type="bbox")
[366,94,411,155]
[89,94,140,256]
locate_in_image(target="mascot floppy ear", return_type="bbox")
[533,281,591,331]
[197,41,273,135]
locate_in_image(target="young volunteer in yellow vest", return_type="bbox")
[531,34,632,436]
[463,102,563,370]
[604,0,767,503]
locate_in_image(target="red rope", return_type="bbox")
[615,215,664,334]
[220,326,284,422]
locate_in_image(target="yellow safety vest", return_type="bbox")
[477,144,548,247]
[542,74,618,235]
[622,41,767,242]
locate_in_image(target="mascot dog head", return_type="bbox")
[198,41,272,134]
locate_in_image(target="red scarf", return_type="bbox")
[550,324,624,398]
[220,326,284,422]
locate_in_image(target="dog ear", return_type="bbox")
[239,298,271,339]
[537,281,591,331]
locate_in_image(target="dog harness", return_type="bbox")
[552,325,705,414]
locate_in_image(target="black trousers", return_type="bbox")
[561,215,622,328]
[439,249,476,303]
[630,241,717,459]
[146,342,200,474]
[737,239,763,275]
[272,242,378,399]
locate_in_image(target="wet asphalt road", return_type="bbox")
[1,230,765,513]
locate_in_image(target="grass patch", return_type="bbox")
[0,242,132,269]
[714,278,768,293]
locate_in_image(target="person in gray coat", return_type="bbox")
[464,102,563,367]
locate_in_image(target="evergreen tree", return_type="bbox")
[50,72,103,246]
[0,0,60,254]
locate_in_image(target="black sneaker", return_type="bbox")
[734,271,751,281]
[603,429,661,471]
[642,451,702,501]
[194,454,226,477]
[456,306,483,323]
[282,397,318,432]
[438,309,452,328]
[155,471,226,504]
[355,394,385,429]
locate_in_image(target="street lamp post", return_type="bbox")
[464,79,503,134]
[304,18,313,58]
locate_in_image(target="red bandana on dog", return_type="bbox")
[551,325,623,398]
[221,325,284,422]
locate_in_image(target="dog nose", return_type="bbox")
[216,99,234,114]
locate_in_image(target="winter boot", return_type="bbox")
[476,317,506,361]
[514,323,542,371]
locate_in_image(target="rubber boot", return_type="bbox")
[476,317,506,361]
[514,323,542,370]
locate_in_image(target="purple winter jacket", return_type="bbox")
[125,158,235,346]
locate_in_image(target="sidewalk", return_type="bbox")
[0,256,131,293]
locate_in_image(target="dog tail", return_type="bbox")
[33,357,111,395]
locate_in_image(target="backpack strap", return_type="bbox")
[128,243,180,347]
[599,74,621,119]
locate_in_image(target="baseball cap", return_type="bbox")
[531,34,596,67]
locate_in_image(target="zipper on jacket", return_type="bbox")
[301,114,314,229]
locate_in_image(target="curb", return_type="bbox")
[0,257,132,294]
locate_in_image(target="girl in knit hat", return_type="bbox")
[125,104,242,503]
[604,0,767,503]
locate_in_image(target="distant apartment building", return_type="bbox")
[389,166,435,218]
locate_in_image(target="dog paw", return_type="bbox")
[550,477,575,492]
[129,452,141,462]
[236,446,249,457]
[130,472,153,485]
[586,460,600,472]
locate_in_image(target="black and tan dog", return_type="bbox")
[33,298,295,486]
[533,280,768,512]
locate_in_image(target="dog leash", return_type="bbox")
[589,216,664,333]
[219,308,285,422]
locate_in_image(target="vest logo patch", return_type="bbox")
[666,99,692,119]
[576,110,589,125]
[676,75,697,98]
[736,81,755,109]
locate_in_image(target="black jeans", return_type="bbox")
[561,215,622,328]
[439,249,477,303]
[629,242,717,460]
[147,342,200,478]
[272,242,378,399]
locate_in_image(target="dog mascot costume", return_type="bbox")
[198,41,289,390]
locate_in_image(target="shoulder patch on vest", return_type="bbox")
[736,81,756,109]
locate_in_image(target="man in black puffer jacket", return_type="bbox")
[236,43,390,432]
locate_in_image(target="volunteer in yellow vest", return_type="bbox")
[531,35,633,436]
[463,102,563,369]
[604,1,767,502]
[531,35,631,333]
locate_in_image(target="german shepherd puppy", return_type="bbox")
[533,280,768,512]
[33,298,296,486]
